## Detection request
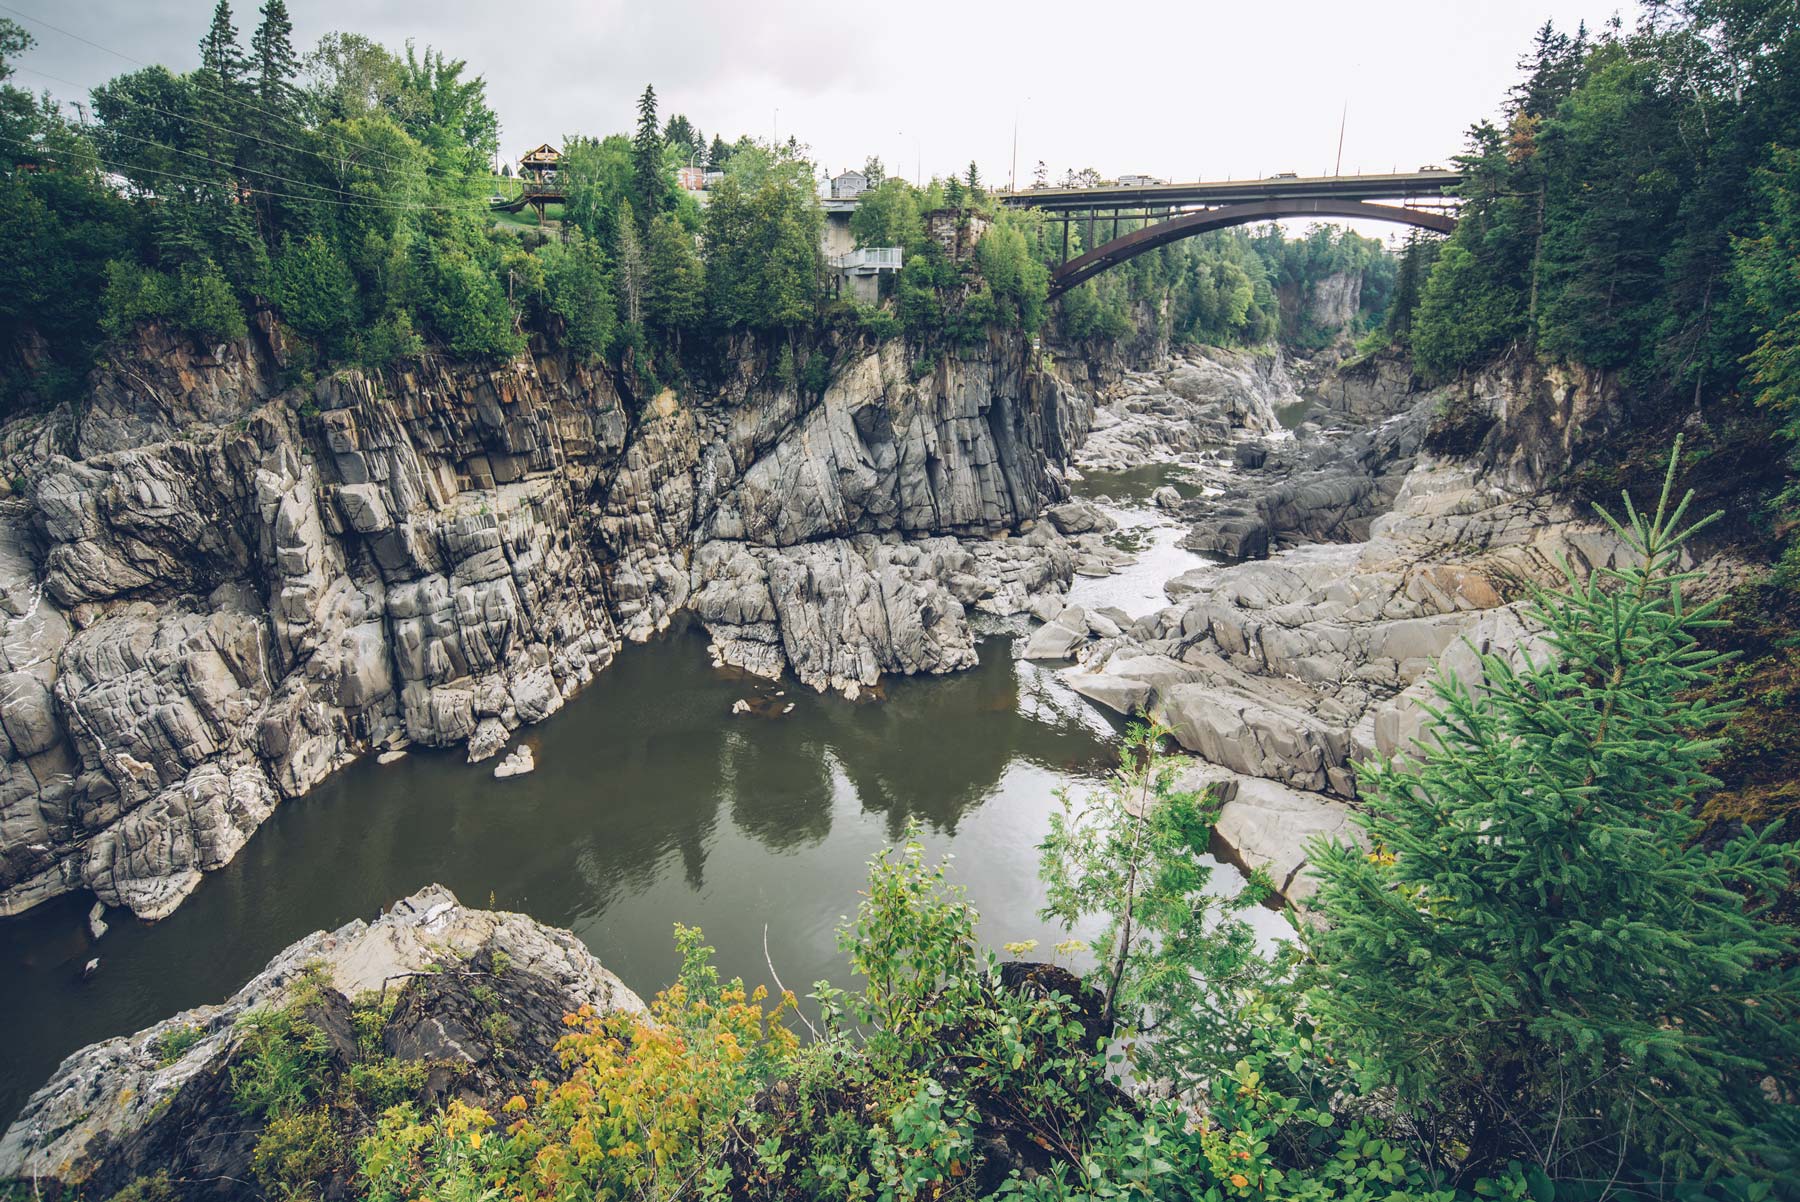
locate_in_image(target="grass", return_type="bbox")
[491,203,564,233]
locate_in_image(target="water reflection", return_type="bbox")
[0,625,1122,1126]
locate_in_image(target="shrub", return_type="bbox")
[1304,443,1800,1185]
[150,1023,205,1067]
[251,1105,343,1201]
[230,1006,334,1120]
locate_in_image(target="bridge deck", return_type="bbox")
[998,169,1462,212]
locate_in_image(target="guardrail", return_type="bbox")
[829,247,903,271]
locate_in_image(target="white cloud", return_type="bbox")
[16,0,1635,187]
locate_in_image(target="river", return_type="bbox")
[0,470,1286,1126]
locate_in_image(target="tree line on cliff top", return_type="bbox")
[0,0,1404,420]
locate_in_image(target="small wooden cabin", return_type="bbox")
[518,144,562,182]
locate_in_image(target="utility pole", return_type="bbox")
[1009,107,1018,193]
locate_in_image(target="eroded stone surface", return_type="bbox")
[0,324,1102,917]
[0,885,643,1197]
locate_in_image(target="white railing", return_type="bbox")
[830,247,903,271]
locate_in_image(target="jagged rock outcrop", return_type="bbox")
[1042,353,1714,900]
[1179,389,1430,560]
[0,323,1104,919]
[1075,346,1291,472]
[0,885,643,1201]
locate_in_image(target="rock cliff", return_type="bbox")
[0,324,1102,920]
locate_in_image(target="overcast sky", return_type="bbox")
[8,0,1636,189]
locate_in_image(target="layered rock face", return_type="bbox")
[1074,346,1292,472]
[1038,352,1720,903]
[0,885,644,1199]
[0,326,1098,920]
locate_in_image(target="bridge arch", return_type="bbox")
[1047,199,1455,299]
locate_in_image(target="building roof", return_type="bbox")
[519,143,562,164]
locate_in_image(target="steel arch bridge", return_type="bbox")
[996,171,1461,300]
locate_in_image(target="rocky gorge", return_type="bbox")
[0,323,1114,922]
[0,308,1682,926]
[1,306,1726,1190]
[1031,344,1744,904]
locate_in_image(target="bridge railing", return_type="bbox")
[830,247,903,271]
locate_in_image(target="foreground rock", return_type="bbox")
[0,885,643,1200]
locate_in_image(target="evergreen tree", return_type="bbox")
[1304,445,1800,1186]
[965,160,980,193]
[1383,229,1440,344]
[269,232,356,351]
[643,211,704,338]
[198,0,244,84]
[661,112,700,162]
[706,133,730,170]
[249,0,296,109]
[195,0,246,178]
[543,229,616,360]
[631,83,666,226]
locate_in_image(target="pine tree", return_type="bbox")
[643,212,704,339]
[1305,443,1800,1187]
[198,0,244,83]
[195,0,246,186]
[965,160,980,194]
[631,84,666,228]
[249,0,296,108]
[1384,229,1440,344]
[707,133,730,171]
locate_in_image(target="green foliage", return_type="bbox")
[1305,445,1800,1185]
[100,258,249,345]
[850,177,926,252]
[230,1005,334,1121]
[252,1105,343,1201]
[702,167,823,331]
[343,1056,427,1113]
[975,215,1050,334]
[1384,229,1443,346]
[407,218,522,358]
[100,1174,177,1202]
[1411,241,1526,378]
[835,838,981,1037]
[1040,720,1274,1086]
[151,1023,206,1067]
[643,211,705,337]
[540,230,616,360]
[631,83,670,225]
[270,234,358,351]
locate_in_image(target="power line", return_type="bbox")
[39,98,470,212]
[12,63,449,196]
[0,1,485,185]
[2,132,481,215]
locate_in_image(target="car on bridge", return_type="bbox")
[1269,171,1298,179]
